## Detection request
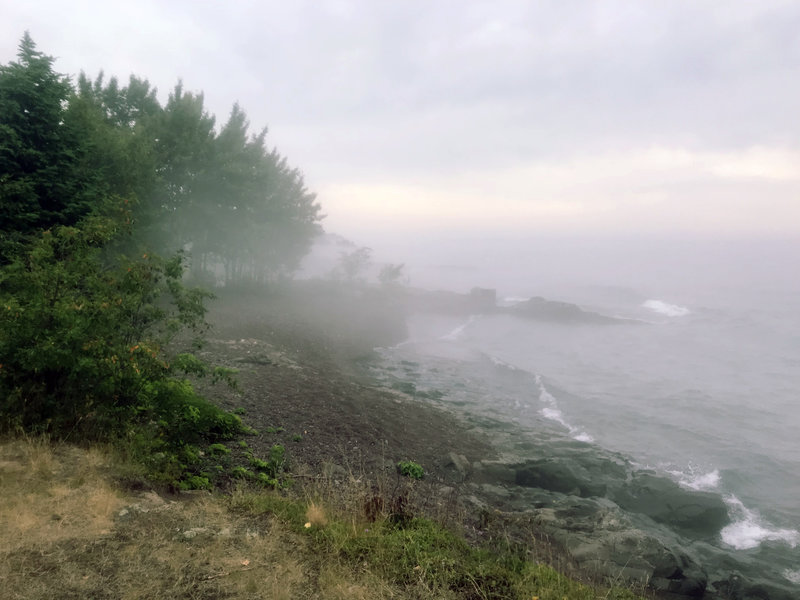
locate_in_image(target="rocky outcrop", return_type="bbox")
[459,451,742,599]
[611,473,730,538]
[503,296,621,324]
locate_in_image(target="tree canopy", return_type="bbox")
[0,33,100,256]
[1,33,322,279]
[0,33,323,486]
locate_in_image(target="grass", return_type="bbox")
[0,436,648,599]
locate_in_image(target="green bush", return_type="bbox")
[208,443,230,456]
[0,214,246,487]
[397,460,424,480]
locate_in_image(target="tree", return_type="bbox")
[68,72,161,206]
[336,246,372,283]
[0,33,99,257]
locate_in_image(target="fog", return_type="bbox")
[4,2,800,595]
[305,228,800,304]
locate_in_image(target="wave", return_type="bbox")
[642,299,691,317]
[666,466,721,492]
[784,569,800,584]
[720,495,800,550]
[440,315,478,341]
[487,354,520,371]
[535,375,594,443]
[498,296,531,308]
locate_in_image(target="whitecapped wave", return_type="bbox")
[721,495,800,550]
[666,466,721,492]
[642,299,690,317]
[440,315,478,341]
[535,375,594,443]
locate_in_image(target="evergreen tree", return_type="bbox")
[0,33,98,257]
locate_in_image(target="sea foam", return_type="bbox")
[536,376,594,443]
[440,315,478,341]
[784,569,800,584]
[721,495,800,550]
[642,299,691,317]
[666,467,721,492]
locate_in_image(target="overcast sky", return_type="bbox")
[3,0,799,247]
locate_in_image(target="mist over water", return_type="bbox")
[344,230,800,584]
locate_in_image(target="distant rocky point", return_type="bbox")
[402,287,627,324]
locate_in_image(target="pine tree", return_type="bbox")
[0,33,98,257]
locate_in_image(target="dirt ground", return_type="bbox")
[193,284,497,485]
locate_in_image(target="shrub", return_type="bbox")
[397,460,424,480]
[0,213,245,487]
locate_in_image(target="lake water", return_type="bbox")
[371,243,800,590]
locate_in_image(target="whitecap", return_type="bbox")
[642,299,691,317]
[487,355,518,371]
[440,315,478,341]
[784,569,800,584]
[536,376,594,443]
[666,467,721,492]
[720,495,799,550]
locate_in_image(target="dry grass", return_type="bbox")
[0,436,124,554]
[0,437,646,600]
[0,437,409,599]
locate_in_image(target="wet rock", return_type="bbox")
[504,296,620,324]
[473,461,516,484]
[444,452,470,480]
[514,458,608,498]
[531,496,709,599]
[611,473,730,537]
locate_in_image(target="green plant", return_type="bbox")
[246,444,288,488]
[231,466,254,480]
[207,443,230,456]
[292,434,302,442]
[265,425,284,434]
[233,407,247,415]
[397,460,424,480]
[178,474,211,490]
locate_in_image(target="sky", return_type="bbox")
[2,0,800,255]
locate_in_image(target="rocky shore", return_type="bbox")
[198,283,798,600]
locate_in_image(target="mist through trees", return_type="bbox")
[0,33,321,281]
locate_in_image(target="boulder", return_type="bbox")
[514,458,609,498]
[611,473,730,538]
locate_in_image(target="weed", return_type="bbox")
[208,443,230,456]
[179,474,211,490]
[292,434,303,442]
[231,466,254,480]
[397,460,424,480]
[248,445,288,488]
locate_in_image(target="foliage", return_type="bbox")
[335,246,372,283]
[0,33,326,487]
[378,262,407,288]
[245,444,288,488]
[207,443,230,456]
[72,75,322,284]
[0,33,100,258]
[230,490,646,600]
[0,210,246,489]
[0,214,201,432]
[397,460,425,480]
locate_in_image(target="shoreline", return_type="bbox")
[199,284,798,600]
